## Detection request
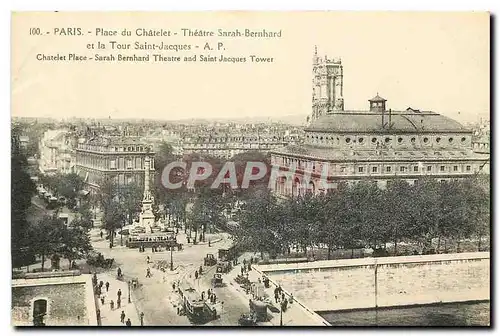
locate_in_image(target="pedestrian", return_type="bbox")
[117,297,121,309]
[146,256,150,264]
[96,308,101,322]
[117,289,122,300]
[96,286,101,296]
[208,240,211,247]
[105,281,110,292]
[207,288,211,297]
[201,291,205,300]
[110,300,114,310]
[282,292,285,302]
[117,267,122,278]
[194,271,198,279]
[120,310,126,323]
[126,318,131,326]
[274,287,279,303]
[100,296,105,305]
[152,246,155,253]
[240,266,244,276]
[146,268,151,278]
[100,230,103,239]
[199,265,203,275]
[140,312,144,326]
[109,241,113,249]
[243,259,247,266]
[172,282,176,291]
[99,280,104,288]
[92,273,98,286]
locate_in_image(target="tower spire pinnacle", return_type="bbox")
[314,45,318,56]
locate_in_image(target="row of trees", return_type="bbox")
[233,177,490,259]
[28,213,92,271]
[39,172,85,209]
[12,128,93,270]
[98,179,142,247]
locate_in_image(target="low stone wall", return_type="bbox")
[258,252,490,312]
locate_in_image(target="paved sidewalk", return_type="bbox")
[95,273,141,326]
[221,253,326,326]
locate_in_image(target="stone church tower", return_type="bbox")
[310,46,344,124]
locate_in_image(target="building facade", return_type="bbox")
[12,271,98,326]
[75,136,155,194]
[38,129,76,175]
[181,131,302,160]
[270,50,490,197]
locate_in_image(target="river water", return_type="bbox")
[319,301,490,326]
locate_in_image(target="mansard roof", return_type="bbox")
[305,111,470,134]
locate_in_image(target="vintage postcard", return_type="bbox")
[11,11,490,327]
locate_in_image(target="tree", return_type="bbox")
[60,225,92,267]
[406,178,441,252]
[102,199,126,247]
[235,188,281,258]
[153,142,178,205]
[54,173,84,209]
[29,214,65,271]
[11,128,36,268]
[384,180,412,255]
[119,183,142,225]
[461,176,490,251]
[76,201,94,229]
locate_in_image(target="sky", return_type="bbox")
[11,11,490,124]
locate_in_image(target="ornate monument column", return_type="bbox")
[139,156,155,228]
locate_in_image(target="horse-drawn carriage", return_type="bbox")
[87,252,114,269]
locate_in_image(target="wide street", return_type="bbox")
[90,228,251,326]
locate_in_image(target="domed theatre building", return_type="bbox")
[270,49,489,197]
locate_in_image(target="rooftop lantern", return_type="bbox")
[369,94,387,113]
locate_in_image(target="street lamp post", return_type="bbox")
[280,304,283,326]
[128,281,131,303]
[170,245,174,271]
[120,222,124,246]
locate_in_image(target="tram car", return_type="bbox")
[179,287,206,324]
[218,243,239,262]
[178,286,218,324]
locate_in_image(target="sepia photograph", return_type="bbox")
[10,11,490,327]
